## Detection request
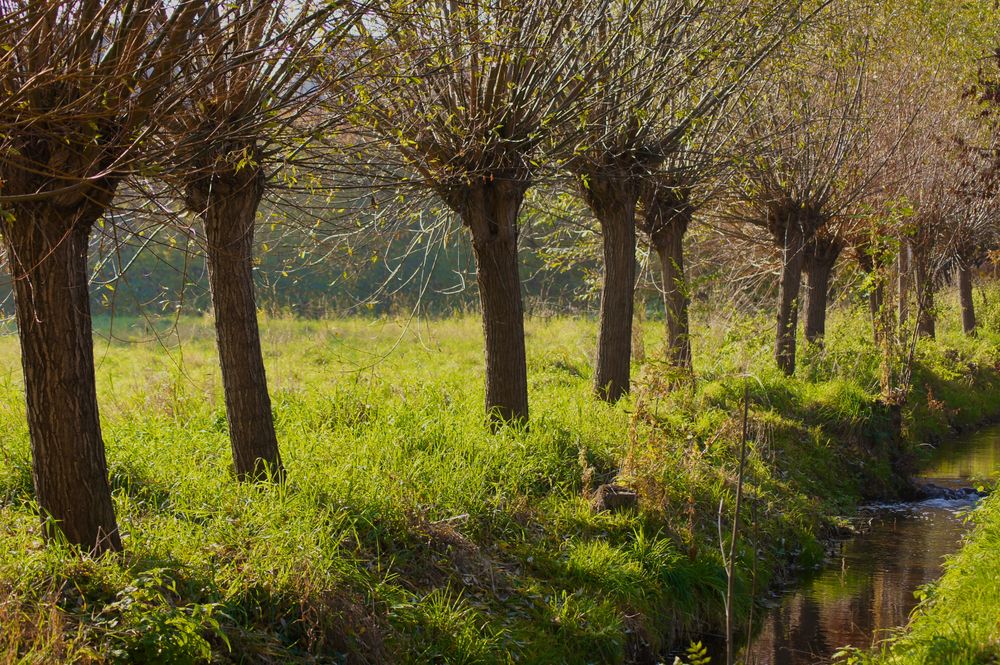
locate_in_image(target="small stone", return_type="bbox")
[590,484,638,513]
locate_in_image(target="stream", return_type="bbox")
[739,423,1000,664]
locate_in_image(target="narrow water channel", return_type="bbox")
[741,424,1000,665]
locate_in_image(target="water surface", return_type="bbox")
[741,424,1000,665]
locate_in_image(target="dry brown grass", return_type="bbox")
[0,584,97,665]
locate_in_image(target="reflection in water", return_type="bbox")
[740,424,1000,665]
[921,426,1000,488]
[744,503,968,664]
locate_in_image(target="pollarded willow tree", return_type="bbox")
[563,0,809,400]
[720,79,860,372]
[352,0,616,424]
[949,190,999,336]
[873,51,991,342]
[637,107,751,371]
[640,167,698,370]
[796,0,1000,415]
[719,6,911,374]
[898,128,992,340]
[0,0,199,553]
[948,133,1000,338]
[953,38,1000,335]
[157,1,365,480]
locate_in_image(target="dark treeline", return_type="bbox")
[0,215,597,319]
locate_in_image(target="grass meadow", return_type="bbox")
[1,287,1000,663]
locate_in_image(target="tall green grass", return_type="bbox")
[0,285,997,663]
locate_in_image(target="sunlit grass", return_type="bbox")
[0,286,997,663]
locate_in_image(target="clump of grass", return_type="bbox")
[0,582,89,663]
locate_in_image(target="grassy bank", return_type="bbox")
[1,286,999,664]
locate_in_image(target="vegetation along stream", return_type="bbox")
[740,424,1000,664]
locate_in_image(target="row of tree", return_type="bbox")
[1,0,998,554]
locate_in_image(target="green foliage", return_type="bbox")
[679,641,712,665]
[95,569,228,664]
[389,588,502,665]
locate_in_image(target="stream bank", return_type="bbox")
[741,424,1000,664]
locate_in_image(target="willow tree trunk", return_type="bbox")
[914,260,936,339]
[585,177,639,402]
[5,203,121,554]
[450,180,529,425]
[775,229,806,375]
[916,290,936,338]
[856,252,883,341]
[595,215,636,401]
[959,265,976,336]
[804,261,832,345]
[898,242,911,326]
[195,172,283,481]
[869,280,884,333]
[651,217,691,369]
[803,240,841,345]
[473,231,528,424]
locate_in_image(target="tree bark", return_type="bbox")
[897,241,911,326]
[447,179,529,425]
[869,279,884,332]
[803,238,841,345]
[473,231,529,424]
[914,258,936,339]
[775,227,806,375]
[651,217,691,369]
[4,202,121,554]
[595,212,636,401]
[641,184,693,371]
[804,260,833,344]
[856,250,883,340]
[959,265,976,336]
[916,290,936,338]
[191,170,284,481]
[585,176,639,402]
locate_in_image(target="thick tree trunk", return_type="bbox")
[585,177,639,402]
[775,228,806,375]
[449,180,529,425]
[804,260,833,344]
[595,212,636,401]
[641,184,693,371]
[959,265,976,336]
[473,233,529,424]
[803,239,841,345]
[5,204,121,554]
[195,172,283,481]
[652,219,691,369]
